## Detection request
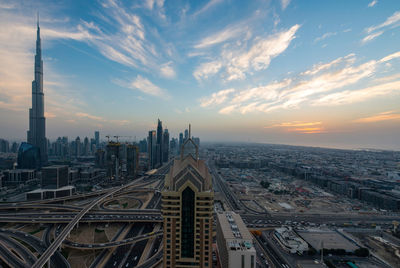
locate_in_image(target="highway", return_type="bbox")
[31,171,165,268]
[63,230,162,249]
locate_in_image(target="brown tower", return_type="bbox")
[162,125,214,267]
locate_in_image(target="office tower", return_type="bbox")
[216,212,256,268]
[75,137,81,157]
[127,144,139,178]
[11,142,19,153]
[170,138,177,156]
[17,142,41,169]
[41,165,69,189]
[139,138,148,153]
[184,129,188,141]
[0,139,9,152]
[163,129,170,162]
[95,131,100,147]
[162,126,213,268]
[106,142,121,179]
[83,137,90,156]
[156,119,163,167]
[148,130,156,169]
[27,17,47,164]
[95,149,105,168]
[179,133,183,153]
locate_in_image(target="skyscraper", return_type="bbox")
[179,132,183,153]
[126,144,139,178]
[27,16,47,164]
[163,129,170,162]
[162,126,213,267]
[156,119,163,167]
[148,130,157,169]
[95,131,100,147]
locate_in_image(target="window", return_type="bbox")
[181,187,195,258]
[251,255,255,268]
[241,255,245,268]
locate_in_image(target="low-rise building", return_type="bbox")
[216,212,256,268]
[273,226,308,254]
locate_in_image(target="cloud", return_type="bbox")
[193,61,223,81]
[194,25,248,49]
[200,50,400,114]
[126,75,169,98]
[314,32,336,42]
[362,31,383,43]
[200,88,235,107]
[75,112,104,121]
[354,111,400,123]
[160,61,176,78]
[281,0,291,10]
[194,24,300,81]
[362,11,400,43]
[366,11,400,33]
[266,121,324,134]
[192,0,223,17]
[313,80,400,106]
[368,0,378,7]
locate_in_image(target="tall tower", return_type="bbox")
[162,125,213,268]
[156,119,163,167]
[27,15,47,164]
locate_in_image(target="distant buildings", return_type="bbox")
[156,119,163,167]
[216,212,256,268]
[162,127,213,267]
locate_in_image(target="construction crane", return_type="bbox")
[113,135,132,142]
[105,135,111,142]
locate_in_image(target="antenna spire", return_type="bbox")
[189,124,191,138]
[37,12,39,27]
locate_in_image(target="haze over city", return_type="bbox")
[0,0,400,149]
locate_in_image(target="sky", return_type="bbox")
[0,0,400,150]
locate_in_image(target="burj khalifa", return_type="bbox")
[27,17,47,164]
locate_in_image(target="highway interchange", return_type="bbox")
[0,159,399,267]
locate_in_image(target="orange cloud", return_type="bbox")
[354,111,400,123]
[265,121,325,134]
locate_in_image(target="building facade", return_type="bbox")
[162,128,213,267]
[216,212,256,268]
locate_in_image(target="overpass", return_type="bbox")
[63,230,163,249]
[31,162,171,268]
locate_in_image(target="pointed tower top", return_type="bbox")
[189,124,191,138]
[37,12,39,28]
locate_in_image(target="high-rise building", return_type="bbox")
[95,131,100,147]
[163,129,170,162]
[216,212,256,268]
[75,137,81,157]
[95,149,105,168]
[0,139,9,153]
[106,142,121,179]
[27,17,47,164]
[127,144,139,178]
[162,126,213,267]
[184,129,189,141]
[179,133,183,153]
[148,130,157,169]
[83,137,90,156]
[170,138,177,156]
[156,119,163,167]
[17,142,41,170]
[139,138,148,153]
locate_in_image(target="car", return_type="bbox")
[125,263,129,267]
[134,256,137,261]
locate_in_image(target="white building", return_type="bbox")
[216,212,256,268]
[273,226,308,254]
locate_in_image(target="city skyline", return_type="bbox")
[1,0,400,150]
